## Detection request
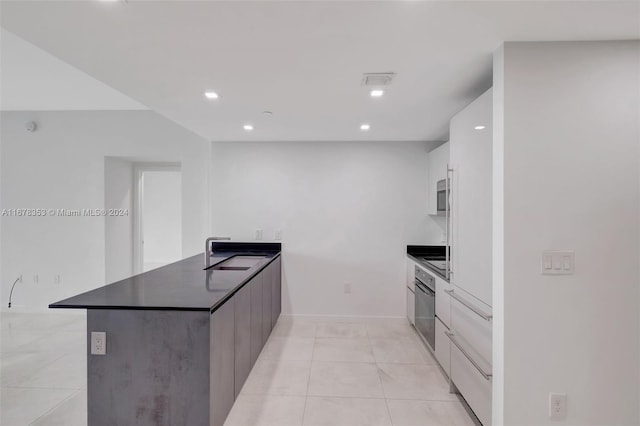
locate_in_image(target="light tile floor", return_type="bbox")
[227,316,479,426]
[1,312,87,426]
[0,313,478,426]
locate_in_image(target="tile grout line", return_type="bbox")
[3,347,73,389]
[365,326,395,426]
[295,393,392,401]
[384,399,395,426]
[5,384,84,391]
[27,387,83,426]
[299,323,317,426]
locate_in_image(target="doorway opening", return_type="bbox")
[133,163,182,273]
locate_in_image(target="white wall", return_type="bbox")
[1,110,209,311]
[104,157,133,283]
[493,41,640,425]
[211,140,442,317]
[142,170,182,270]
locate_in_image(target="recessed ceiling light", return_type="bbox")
[204,91,219,99]
[370,89,384,98]
[243,124,254,131]
[474,125,486,130]
[262,111,273,116]
[360,124,371,131]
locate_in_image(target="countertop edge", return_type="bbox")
[48,305,211,312]
[48,251,282,312]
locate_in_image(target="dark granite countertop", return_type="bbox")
[50,242,281,313]
[406,244,448,281]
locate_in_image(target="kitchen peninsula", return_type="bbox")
[49,241,282,426]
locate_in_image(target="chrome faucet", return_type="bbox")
[205,237,231,269]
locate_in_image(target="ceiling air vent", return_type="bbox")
[361,73,395,86]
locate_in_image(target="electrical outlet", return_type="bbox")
[34,275,38,284]
[274,229,282,240]
[344,282,351,294]
[54,274,61,285]
[255,229,263,240]
[18,274,23,283]
[91,331,106,355]
[549,393,567,420]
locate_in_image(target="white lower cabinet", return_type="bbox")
[449,286,492,426]
[434,317,450,377]
[450,290,492,365]
[435,275,451,328]
[406,258,416,287]
[406,257,416,325]
[450,338,492,426]
[406,287,415,326]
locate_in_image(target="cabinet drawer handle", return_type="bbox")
[444,289,492,322]
[445,330,492,381]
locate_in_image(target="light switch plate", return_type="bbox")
[541,250,574,275]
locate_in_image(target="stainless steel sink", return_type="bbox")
[212,266,251,271]
[210,256,267,271]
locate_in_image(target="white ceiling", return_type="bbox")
[0,28,147,111]
[1,1,638,141]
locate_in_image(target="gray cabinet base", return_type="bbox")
[87,309,211,426]
[86,256,282,426]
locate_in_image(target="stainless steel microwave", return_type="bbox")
[436,179,448,216]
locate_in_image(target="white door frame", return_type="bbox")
[132,162,181,274]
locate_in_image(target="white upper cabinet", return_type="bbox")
[427,142,449,215]
[449,88,493,307]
